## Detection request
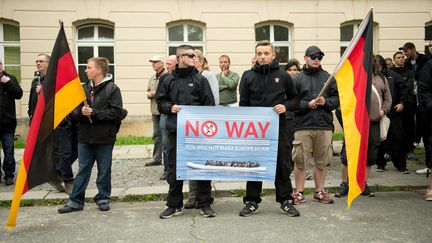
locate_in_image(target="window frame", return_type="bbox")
[255,23,291,67]
[167,22,205,56]
[0,21,21,81]
[75,24,115,82]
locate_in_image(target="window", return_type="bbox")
[0,21,21,81]
[255,23,291,66]
[167,23,204,55]
[76,24,114,82]
[340,22,361,56]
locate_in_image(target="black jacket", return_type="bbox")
[72,74,124,144]
[157,65,215,133]
[0,71,23,133]
[28,75,44,123]
[293,66,339,131]
[239,60,299,113]
[418,59,432,113]
[384,69,411,117]
[405,52,430,81]
[392,66,416,105]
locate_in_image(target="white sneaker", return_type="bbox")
[415,168,430,174]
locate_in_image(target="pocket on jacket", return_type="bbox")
[292,140,304,165]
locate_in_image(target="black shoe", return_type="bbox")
[201,205,216,218]
[98,202,110,211]
[398,168,410,174]
[335,182,349,198]
[184,198,197,209]
[239,201,259,217]
[145,161,162,166]
[48,176,65,192]
[4,177,14,186]
[159,172,167,180]
[361,184,375,197]
[281,200,300,217]
[58,205,83,214]
[159,207,182,219]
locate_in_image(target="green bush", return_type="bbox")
[115,136,153,145]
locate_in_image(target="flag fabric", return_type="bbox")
[7,23,86,229]
[334,9,373,207]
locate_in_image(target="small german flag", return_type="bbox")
[334,9,373,208]
[6,23,86,229]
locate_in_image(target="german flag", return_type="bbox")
[6,23,86,229]
[334,9,373,207]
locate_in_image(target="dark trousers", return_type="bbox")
[401,104,416,153]
[54,125,78,182]
[0,131,16,179]
[166,132,213,208]
[286,119,294,170]
[243,118,294,204]
[366,122,380,166]
[377,114,407,169]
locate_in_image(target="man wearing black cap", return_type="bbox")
[291,45,339,205]
[399,42,429,81]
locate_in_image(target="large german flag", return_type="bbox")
[334,9,373,207]
[6,23,86,229]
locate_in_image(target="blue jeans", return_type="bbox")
[0,132,16,179]
[67,143,113,208]
[160,114,169,172]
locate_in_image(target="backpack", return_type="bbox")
[104,81,128,133]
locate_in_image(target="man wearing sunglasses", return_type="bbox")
[291,46,339,205]
[157,45,216,219]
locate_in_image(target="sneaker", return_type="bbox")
[361,184,375,197]
[184,197,197,209]
[64,181,73,195]
[58,205,83,214]
[98,202,110,211]
[313,191,334,204]
[335,182,349,198]
[48,176,65,192]
[407,153,418,161]
[416,168,430,174]
[398,168,410,174]
[424,188,432,201]
[159,207,182,219]
[280,200,300,217]
[4,177,14,186]
[292,193,306,205]
[145,160,162,166]
[200,205,216,218]
[376,166,385,172]
[239,201,259,217]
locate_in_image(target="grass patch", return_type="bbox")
[14,138,26,149]
[115,136,153,145]
[122,194,165,202]
[229,189,246,197]
[332,132,344,141]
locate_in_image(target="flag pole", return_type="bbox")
[316,8,373,98]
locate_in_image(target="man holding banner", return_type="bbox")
[238,40,300,217]
[157,45,216,219]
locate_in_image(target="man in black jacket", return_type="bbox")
[157,45,216,219]
[292,46,339,204]
[0,58,23,185]
[238,40,300,217]
[58,57,125,214]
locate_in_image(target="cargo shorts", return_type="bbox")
[292,130,333,170]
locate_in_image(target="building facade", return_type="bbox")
[1,0,431,137]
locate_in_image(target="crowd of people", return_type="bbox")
[0,39,431,219]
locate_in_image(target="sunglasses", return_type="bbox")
[180,53,196,59]
[309,55,323,61]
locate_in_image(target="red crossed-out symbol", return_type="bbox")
[201,120,218,137]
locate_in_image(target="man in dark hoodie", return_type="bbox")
[0,58,23,186]
[238,40,300,217]
[157,45,216,219]
[58,57,125,214]
[291,46,339,204]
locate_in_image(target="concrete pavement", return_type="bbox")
[0,142,429,203]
